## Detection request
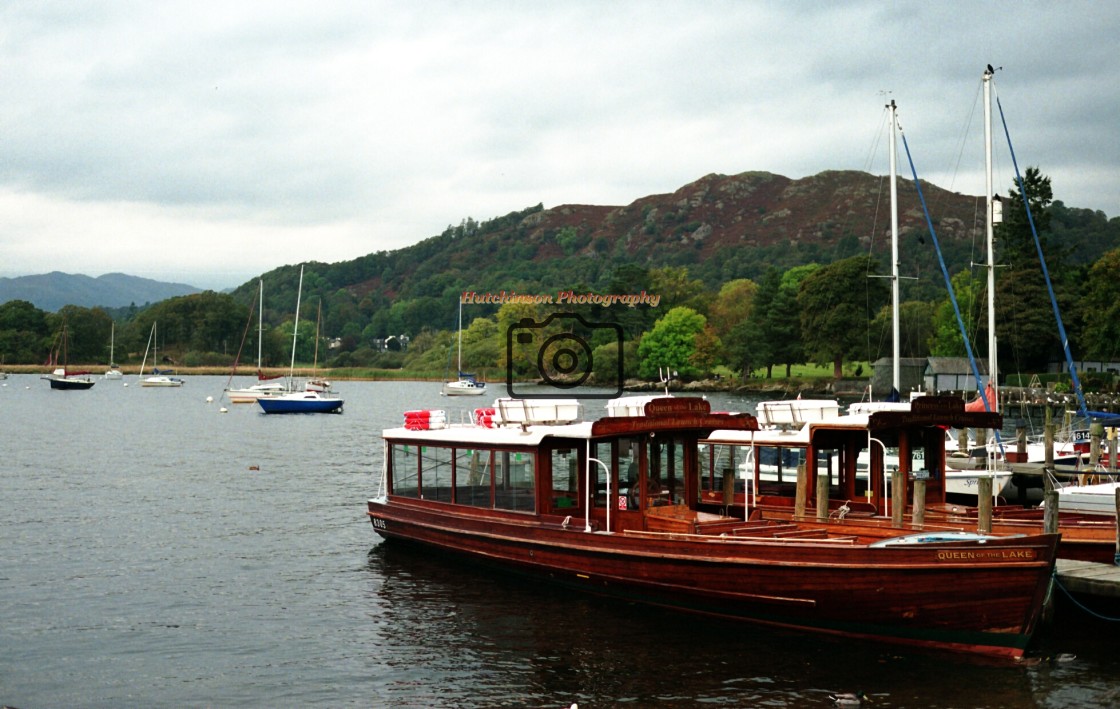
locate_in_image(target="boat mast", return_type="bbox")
[888,99,900,394]
[457,295,463,375]
[289,265,304,378]
[257,279,264,372]
[314,299,321,369]
[983,66,998,405]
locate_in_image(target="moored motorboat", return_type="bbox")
[369,395,1057,660]
[702,395,1118,564]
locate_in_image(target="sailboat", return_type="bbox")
[43,322,96,390]
[139,322,184,387]
[840,100,1008,501]
[104,322,123,380]
[225,280,287,403]
[258,265,344,414]
[441,296,486,396]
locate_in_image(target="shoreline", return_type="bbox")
[5,365,1112,408]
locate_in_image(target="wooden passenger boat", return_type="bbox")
[368,395,1058,660]
[700,396,1118,564]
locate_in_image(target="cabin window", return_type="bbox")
[755,446,804,495]
[493,451,536,513]
[618,437,641,511]
[392,444,420,498]
[700,443,745,501]
[590,442,610,507]
[650,437,685,506]
[456,448,491,508]
[550,447,580,511]
[422,446,454,503]
[816,447,837,492]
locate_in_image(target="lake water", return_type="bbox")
[3,375,1119,708]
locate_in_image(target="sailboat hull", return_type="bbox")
[258,392,344,414]
[442,380,487,396]
[46,376,95,390]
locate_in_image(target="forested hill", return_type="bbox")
[239,169,1120,341]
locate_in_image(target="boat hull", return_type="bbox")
[225,386,286,403]
[47,376,95,390]
[258,396,343,414]
[368,499,1057,659]
[442,380,487,396]
[141,376,184,387]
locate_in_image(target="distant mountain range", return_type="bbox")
[0,272,203,312]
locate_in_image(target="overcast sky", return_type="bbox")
[2,1,1116,291]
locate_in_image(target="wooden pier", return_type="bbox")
[1054,559,1120,617]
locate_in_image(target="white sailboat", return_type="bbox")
[442,296,486,396]
[104,322,123,379]
[139,322,184,387]
[226,280,287,403]
[257,265,343,414]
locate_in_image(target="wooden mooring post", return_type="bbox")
[1090,420,1103,468]
[977,477,993,533]
[1045,420,1056,469]
[1043,489,1059,535]
[794,462,808,518]
[891,469,905,527]
[911,478,926,526]
[816,472,830,521]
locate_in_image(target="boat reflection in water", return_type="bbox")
[369,394,1058,660]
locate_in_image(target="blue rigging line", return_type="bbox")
[995,97,1105,422]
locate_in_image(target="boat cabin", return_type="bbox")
[381,396,757,534]
[700,395,1003,520]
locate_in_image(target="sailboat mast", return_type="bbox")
[290,265,304,378]
[257,279,264,372]
[983,66,998,404]
[457,295,464,374]
[888,99,901,393]
[314,299,321,369]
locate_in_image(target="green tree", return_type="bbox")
[869,300,936,359]
[648,266,706,312]
[994,167,1068,372]
[770,265,817,376]
[1077,248,1120,360]
[0,300,50,363]
[707,279,757,340]
[929,271,983,357]
[690,325,724,374]
[637,307,707,379]
[729,269,779,378]
[798,256,888,377]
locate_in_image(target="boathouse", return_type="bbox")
[870,357,928,397]
[923,357,989,393]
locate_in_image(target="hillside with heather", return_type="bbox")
[4,168,1119,376]
[233,169,1119,340]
